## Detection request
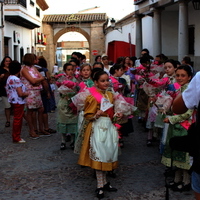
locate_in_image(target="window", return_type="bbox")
[36,7,40,17]
[30,0,34,6]
[188,25,195,55]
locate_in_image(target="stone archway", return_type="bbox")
[54,27,90,45]
[42,13,108,72]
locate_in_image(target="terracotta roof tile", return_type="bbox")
[43,13,107,23]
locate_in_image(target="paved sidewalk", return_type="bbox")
[0,102,195,200]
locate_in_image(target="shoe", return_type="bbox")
[103,182,118,192]
[146,139,152,147]
[60,143,66,150]
[95,188,104,199]
[171,181,183,192]
[5,121,10,127]
[44,128,56,134]
[29,133,40,139]
[39,131,51,137]
[14,138,26,143]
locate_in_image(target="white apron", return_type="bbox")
[89,117,119,163]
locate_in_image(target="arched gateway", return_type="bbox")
[42,13,108,71]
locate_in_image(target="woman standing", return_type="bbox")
[0,56,12,127]
[20,53,45,139]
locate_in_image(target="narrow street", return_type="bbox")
[0,98,195,200]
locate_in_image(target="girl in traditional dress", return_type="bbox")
[57,63,79,150]
[161,65,193,192]
[77,70,126,199]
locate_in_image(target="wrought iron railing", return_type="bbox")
[4,0,27,8]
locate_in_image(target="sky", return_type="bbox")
[44,0,135,20]
[44,0,135,42]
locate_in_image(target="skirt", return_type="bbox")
[26,90,43,109]
[89,117,119,163]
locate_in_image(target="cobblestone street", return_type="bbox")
[0,101,195,200]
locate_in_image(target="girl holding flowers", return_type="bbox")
[56,63,79,150]
[161,65,193,192]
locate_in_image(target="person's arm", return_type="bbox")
[21,66,44,85]
[16,87,28,97]
[172,93,188,114]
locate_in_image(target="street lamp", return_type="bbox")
[192,0,200,10]
[110,18,122,33]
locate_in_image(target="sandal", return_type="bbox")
[44,128,56,134]
[39,131,51,137]
[5,121,10,127]
[29,133,40,139]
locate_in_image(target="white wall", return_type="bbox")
[105,21,136,54]
[4,22,33,60]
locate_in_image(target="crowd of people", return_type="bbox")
[0,49,199,199]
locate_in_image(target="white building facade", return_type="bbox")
[2,0,48,62]
[105,0,200,70]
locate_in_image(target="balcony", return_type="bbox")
[4,0,41,29]
[4,0,27,8]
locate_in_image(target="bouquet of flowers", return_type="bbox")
[143,75,169,97]
[56,74,79,114]
[155,90,173,114]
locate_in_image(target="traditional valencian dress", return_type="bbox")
[78,88,118,171]
[161,83,194,170]
[56,76,79,138]
[76,87,133,171]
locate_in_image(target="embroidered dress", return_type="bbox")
[161,84,193,170]
[57,76,78,136]
[73,79,94,153]
[21,65,43,109]
[77,89,119,171]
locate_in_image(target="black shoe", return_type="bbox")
[103,182,118,192]
[146,140,152,147]
[171,182,183,192]
[60,143,66,150]
[95,188,104,199]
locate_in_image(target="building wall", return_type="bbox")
[4,22,33,61]
[161,11,178,58]
[105,21,136,54]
